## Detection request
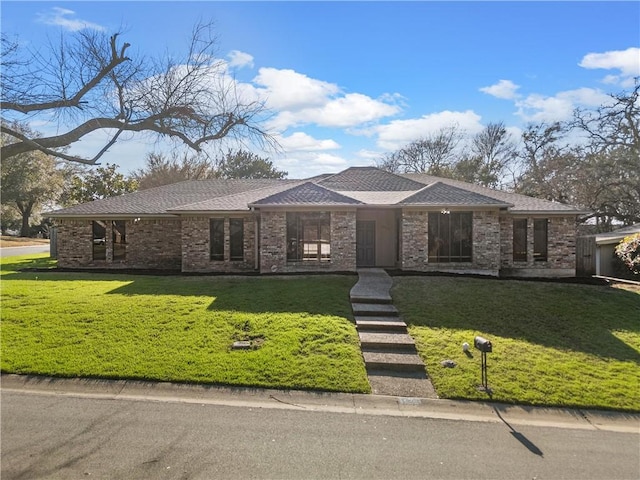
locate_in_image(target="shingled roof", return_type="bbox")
[48,167,587,217]
[403,173,588,214]
[48,179,294,216]
[318,166,425,191]
[400,182,512,207]
[250,182,363,206]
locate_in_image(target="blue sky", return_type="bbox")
[3,1,639,177]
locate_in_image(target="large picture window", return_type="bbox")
[513,219,527,262]
[92,220,106,260]
[230,218,244,261]
[112,220,126,261]
[428,212,472,263]
[533,219,548,262]
[210,218,224,261]
[287,212,331,262]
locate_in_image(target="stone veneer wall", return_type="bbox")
[499,216,577,277]
[182,215,256,273]
[259,209,357,273]
[400,210,501,275]
[55,218,182,269]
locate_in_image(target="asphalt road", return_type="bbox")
[2,390,638,480]
[0,244,50,257]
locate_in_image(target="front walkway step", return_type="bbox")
[355,318,407,332]
[362,352,425,372]
[359,332,416,351]
[350,295,392,305]
[367,372,438,398]
[352,303,398,317]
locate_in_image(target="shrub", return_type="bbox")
[615,233,640,275]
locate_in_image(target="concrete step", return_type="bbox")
[356,318,407,333]
[351,303,398,317]
[359,332,416,351]
[362,351,425,373]
[349,295,392,305]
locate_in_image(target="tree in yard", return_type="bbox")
[61,163,138,206]
[1,22,276,166]
[1,126,65,236]
[452,122,517,188]
[572,82,640,228]
[615,233,640,275]
[131,152,218,190]
[218,150,287,179]
[376,126,462,176]
[514,122,582,205]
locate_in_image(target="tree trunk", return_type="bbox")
[17,201,33,237]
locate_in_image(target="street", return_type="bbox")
[2,390,638,480]
[0,244,50,258]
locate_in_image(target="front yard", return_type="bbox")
[0,254,370,393]
[393,276,640,411]
[2,254,639,411]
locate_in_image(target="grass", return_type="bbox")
[1,254,370,393]
[393,276,640,411]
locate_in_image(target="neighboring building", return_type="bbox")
[592,224,640,277]
[48,167,587,277]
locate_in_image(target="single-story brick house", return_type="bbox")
[49,167,587,277]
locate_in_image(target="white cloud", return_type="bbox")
[480,79,521,100]
[227,50,254,69]
[36,7,105,31]
[278,132,340,152]
[251,67,401,131]
[515,88,610,122]
[253,68,340,110]
[371,110,484,151]
[579,47,640,77]
[274,152,349,178]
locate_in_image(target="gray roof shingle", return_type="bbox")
[402,173,588,214]
[319,166,426,191]
[251,182,363,206]
[48,179,294,216]
[400,182,512,207]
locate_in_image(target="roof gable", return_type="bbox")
[251,182,363,206]
[319,166,425,191]
[400,182,511,207]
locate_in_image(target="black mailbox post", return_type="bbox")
[474,336,492,391]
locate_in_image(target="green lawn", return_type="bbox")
[1,254,370,393]
[4,254,639,411]
[393,276,640,411]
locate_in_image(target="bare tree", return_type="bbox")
[1,23,276,166]
[377,126,462,176]
[131,152,218,190]
[453,122,516,188]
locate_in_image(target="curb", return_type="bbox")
[2,374,638,434]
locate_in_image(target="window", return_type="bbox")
[230,218,244,261]
[533,219,548,262]
[513,219,527,262]
[428,212,472,263]
[210,219,224,261]
[112,221,126,261]
[92,220,106,260]
[287,212,331,262]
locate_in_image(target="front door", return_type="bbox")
[356,221,375,267]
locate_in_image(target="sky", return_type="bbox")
[2,1,639,178]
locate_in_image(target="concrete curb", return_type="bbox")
[2,374,638,434]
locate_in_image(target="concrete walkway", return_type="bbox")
[350,269,437,398]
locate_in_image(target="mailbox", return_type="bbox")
[474,336,492,353]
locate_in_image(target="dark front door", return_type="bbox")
[356,221,376,267]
